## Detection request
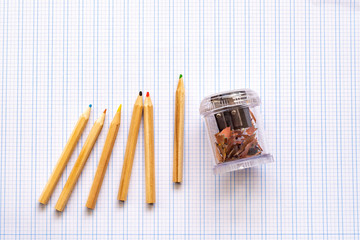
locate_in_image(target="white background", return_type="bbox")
[0,0,359,239]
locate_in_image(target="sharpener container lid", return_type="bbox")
[199,89,261,117]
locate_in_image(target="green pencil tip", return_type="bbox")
[179,74,182,79]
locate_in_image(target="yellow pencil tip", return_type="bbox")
[117,104,122,112]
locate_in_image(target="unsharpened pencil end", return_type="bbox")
[146,92,149,97]
[117,104,122,113]
[54,201,65,212]
[38,196,48,205]
[139,91,142,96]
[89,104,92,108]
[103,109,107,114]
[179,74,182,79]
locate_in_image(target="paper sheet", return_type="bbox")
[0,0,359,239]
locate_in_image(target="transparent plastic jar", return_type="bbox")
[200,89,273,174]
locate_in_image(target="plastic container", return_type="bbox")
[199,89,273,174]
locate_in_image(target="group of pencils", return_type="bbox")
[117,91,155,203]
[38,74,184,211]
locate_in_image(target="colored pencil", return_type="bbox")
[38,105,92,205]
[173,74,185,183]
[118,92,143,201]
[144,92,155,203]
[86,105,122,209]
[55,109,106,211]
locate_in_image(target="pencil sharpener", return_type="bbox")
[199,89,273,174]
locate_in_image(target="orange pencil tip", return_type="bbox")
[146,92,149,97]
[103,109,107,114]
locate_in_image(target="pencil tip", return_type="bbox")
[179,74,182,79]
[139,91,142,96]
[117,104,122,112]
[146,92,149,97]
[103,109,107,114]
[89,104,92,108]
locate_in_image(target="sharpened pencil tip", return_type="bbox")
[103,109,107,114]
[179,74,182,79]
[89,104,92,108]
[146,92,149,97]
[139,91,142,96]
[117,104,122,112]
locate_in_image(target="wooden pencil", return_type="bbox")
[144,92,155,203]
[86,105,122,209]
[173,74,185,183]
[55,109,106,212]
[38,105,92,205]
[117,92,143,201]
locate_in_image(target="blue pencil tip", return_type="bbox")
[89,104,92,108]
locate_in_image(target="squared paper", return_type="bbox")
[0,0,359,239]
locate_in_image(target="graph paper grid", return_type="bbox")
[0,0,359,239]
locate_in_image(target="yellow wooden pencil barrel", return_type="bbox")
[38,106,91,205]
[55,110,106,212]
[144,93,155,203]
[173,75,185,183]
[118,92,143,201]
[86,106,121,209]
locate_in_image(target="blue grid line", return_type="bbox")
[19,0,23,236]
[169,0,171,236]
[111,0,114,235]
[0,0,2,235]
[1,0,5,238]
[184,0,187,237]
[138,0,141,235]
[229,0,232,237]
[172,0,177,235]
[46,0,49,234]
[61,0,65,234]
[30,1,35,237]
[274,0,279,237]
[338,1,344,236]
[107,0,110,235]
[202,0,205,237]
[142,0,145,234]
[305,0,309,237]
[126,0,129,234]
[15,0,20,235]
[309,0,314,236]
[334,1,340,236]
[76,0,80,233]
[35,0,38,235]
[154,0,157,237]
[353,1,359,237]
[290,0,294,237]
[50,0,54,234]
[350,1,356,237]
[233,0,236,234]
[187,0,189,237]
[95,0,99,234]
[157,0,160,237]
[1,233,359,236]
[122,0,126,235]
[4,0,7,235]
[320,0,325,237]
[322,0,328,236]
[66,0,69,234]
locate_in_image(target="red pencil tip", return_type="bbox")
[103,109,107,114]
[146,92,149,97]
